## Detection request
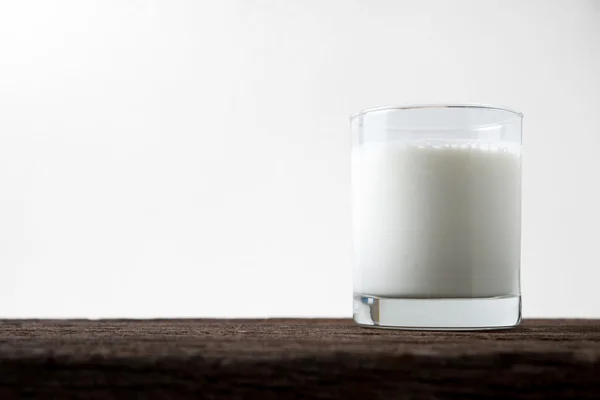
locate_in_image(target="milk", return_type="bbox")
[352,140,521,298]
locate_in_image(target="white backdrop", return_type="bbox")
[0,0,599,318]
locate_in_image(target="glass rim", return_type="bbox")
[350,103,523,121]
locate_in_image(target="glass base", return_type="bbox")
[353,294,521,331]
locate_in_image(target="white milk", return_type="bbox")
[352,141,521,298]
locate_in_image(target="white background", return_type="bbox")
[0,0,599,318]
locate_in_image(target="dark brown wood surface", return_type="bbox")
[0,319,598,399]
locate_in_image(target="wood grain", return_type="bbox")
[0,319,598,399]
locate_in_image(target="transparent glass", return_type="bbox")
[351,104,523,330]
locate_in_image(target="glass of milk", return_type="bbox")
[351,104,523,330]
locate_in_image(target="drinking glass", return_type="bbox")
[351,104,523,330]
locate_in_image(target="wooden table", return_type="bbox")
[0,319,598,399]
